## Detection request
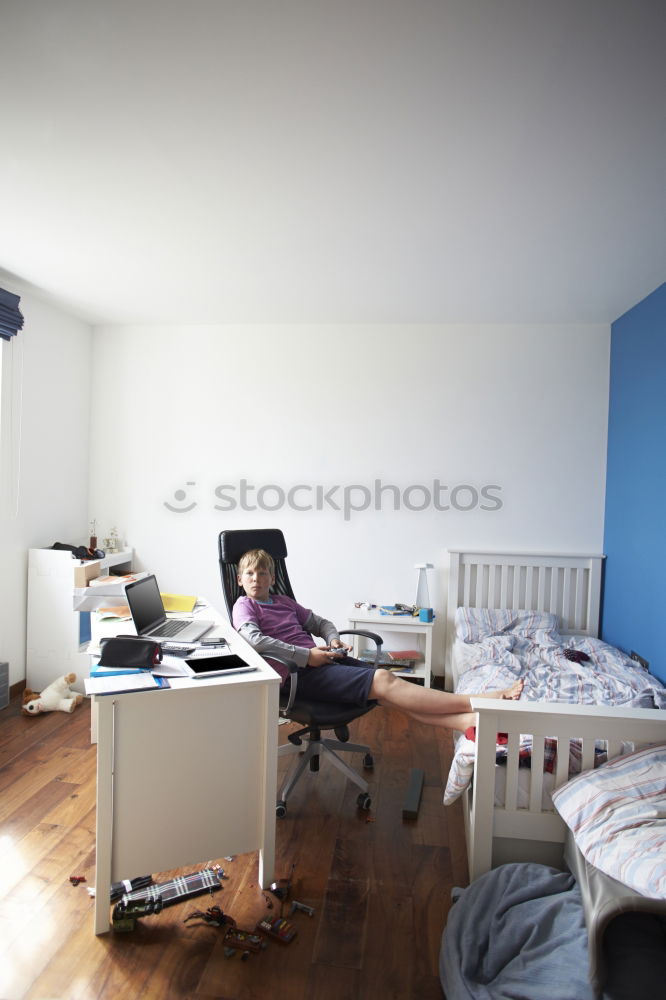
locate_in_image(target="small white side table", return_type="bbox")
[346,610,434,688]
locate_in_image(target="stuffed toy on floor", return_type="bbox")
[22,672,84,715]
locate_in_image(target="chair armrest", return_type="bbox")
[263,653,299,716]
[338,629,383,666]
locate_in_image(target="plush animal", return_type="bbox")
[22,672,84,715]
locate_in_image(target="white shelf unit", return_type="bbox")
[346,610,434,688]
[26,547,133,693]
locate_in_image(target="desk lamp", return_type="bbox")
[414,563,433,609]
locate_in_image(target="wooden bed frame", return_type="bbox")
[466,699,666,882]
[444,549,665,881]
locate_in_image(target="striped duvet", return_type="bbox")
[443,609,666,805]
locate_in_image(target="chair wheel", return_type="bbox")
[276,801,287,818]
[363,753,374,769]
[334,726,350,742]
[357,793,371,810]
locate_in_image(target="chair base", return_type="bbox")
[277,737,372,815]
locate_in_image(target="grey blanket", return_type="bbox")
[440,863,595,1000]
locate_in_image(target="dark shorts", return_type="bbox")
[287,656,377,707]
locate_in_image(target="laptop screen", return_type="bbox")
[126,576,166,633]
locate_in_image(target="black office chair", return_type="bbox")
[218,529,383,816]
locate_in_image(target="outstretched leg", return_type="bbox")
[368,671,523,732]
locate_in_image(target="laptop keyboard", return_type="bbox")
[155,619,188,637]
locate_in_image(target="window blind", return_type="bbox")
[0,287,24,341]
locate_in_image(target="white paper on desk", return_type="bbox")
[152,654,192,678]
[84,673,162,695]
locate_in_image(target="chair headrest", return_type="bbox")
[219,529,288,565]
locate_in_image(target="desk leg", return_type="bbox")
[90,696,98,744]
[94,697,114,934]
[258,845,274,890]
[257,682,278,888]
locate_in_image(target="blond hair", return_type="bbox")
[237,548,275,575]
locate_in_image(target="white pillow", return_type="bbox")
[454,607,560,643]
[552,744,666,899]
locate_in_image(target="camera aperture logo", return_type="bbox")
[164,479,503,521]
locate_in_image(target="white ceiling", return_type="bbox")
[1,0,665,326]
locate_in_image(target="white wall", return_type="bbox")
[89,323,609,675]
[0,292,91,686]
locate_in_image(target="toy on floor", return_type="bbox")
[22,672,84,715]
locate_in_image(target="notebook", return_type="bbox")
[124,574,214,642]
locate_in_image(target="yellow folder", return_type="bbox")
[160,592,198,613]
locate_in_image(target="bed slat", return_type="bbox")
[554,737,570,790]
[525,565,534,608]
[529,735,546,812]
[536,565,547,612]
[500,565,510,609]
[581,737,596,773]
[562,570,571,630]
[574,571,586,632]
[504,733,521,810]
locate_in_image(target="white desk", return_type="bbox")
[347,610,434,687]
[93,605,279,934]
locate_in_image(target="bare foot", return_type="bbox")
[474,679,523,701]
[500,679,523,700]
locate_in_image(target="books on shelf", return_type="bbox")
[75,572,147,596]
[383,649,423,662]
[87,572,147,591]
[73,571,150,611]
[89,574,134,588]
[96,605,131,620]
[74,592,129,612]
[358,648,421,671]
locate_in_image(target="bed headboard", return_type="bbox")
[445,550,605,688]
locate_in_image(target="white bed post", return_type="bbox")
[445,551,463,691]
[468,699,502,881]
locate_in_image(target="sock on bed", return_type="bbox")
[464,727,508,744]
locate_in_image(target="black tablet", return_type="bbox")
[185,654,255,678]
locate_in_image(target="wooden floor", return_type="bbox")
[0,693,468,1000]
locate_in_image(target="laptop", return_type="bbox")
[125,574,214,642]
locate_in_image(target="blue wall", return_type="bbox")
[602,282,666,683]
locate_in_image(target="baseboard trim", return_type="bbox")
[10,679,26,700]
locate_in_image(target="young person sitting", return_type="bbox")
[232,548,522,734]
